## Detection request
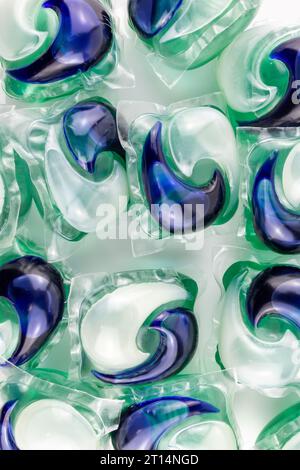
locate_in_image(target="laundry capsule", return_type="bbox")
[128,0,261,71]
[0,0,117,101]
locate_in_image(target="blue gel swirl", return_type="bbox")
[246,265,300,330]
[141,121,226,234]
[63,100,125,174]
[128,0,183,38]
[252,151,300,253]
[92,307,198,385]
[7,0,113,84]
[113,396,219,450]
[0,256,65,366]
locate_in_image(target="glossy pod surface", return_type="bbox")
[44,99,128,234]
[252,151,300,253]
[141,121,226,234]
[132,106,239,237]
[113,396,219,450]
[128,0,261,69]
[0,399,98,450]
[218,264,300,390]
[256,403,300,450]
[219,26,300,126]
[7,0,113,84]
[0,256,65,366]
[79,273,198,385]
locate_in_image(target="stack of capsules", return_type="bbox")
[0,0,298,451]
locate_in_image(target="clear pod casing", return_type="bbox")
[128,0,261,88]
[0,0,134,102]
[68,269,200,387]
[9,95,129,262]
[0,364,122,450]
[118,94,240,256]
[108,375,239,451]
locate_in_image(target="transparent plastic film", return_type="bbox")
[238,126,300,256]
[107,373,239,451]
[118,93,240,257]
[9,94,129,263]
[206,244,300,398]
[128,0,261,88]
[0,248,70,372]
[0,361,123,450]
[68,268,200,388]
[218,22,300,126]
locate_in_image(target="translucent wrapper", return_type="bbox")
[0,362,122,450]
[128,0,261,88]
[255,403,300,450]
[0,0,134,103]
[206,244,300,398]
[118,93,240,257]
[0,109,23,253]
[68,268,200,388]
[0,250,70,372]
[7,93,129,263]
[238,127,300,255]
[218,23,300,126]
[106,374,239,450]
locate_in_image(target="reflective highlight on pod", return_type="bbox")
[129,0,183,39]
[247,266,300,330]
[256,403,300,450]
[0,399,99,450]
[63,100,125,174]
[219,25,300,126]
[79,271,198,384]
[113,397,219,450]
[252,151,300,253]
[0,256,65,366]
[218,263,300,390]
[128,0,261,69]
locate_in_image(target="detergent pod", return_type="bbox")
[109,375,238,450]
[128,0,260,87]
[255,403,300,450]
[68,269,199,386]
[10,95,129,262]
[119,94,239,255]
[213,253,300,396]
[219,24,300,127]
[0,251,67,370]
[0,365,122,450]
[0,0,133,102]
[238,127,300,255]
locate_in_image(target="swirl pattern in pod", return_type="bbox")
[0,398,100,450]
[219,25,300,126]
[75,270,199,385]
[43,98,128,237]
[251,146,300,253]
[0,256,65,367]
[0,0,115,100]
[129,105,239,238]
[218,263,300,391]
[128,0,261,70]
[112,393,237,450]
